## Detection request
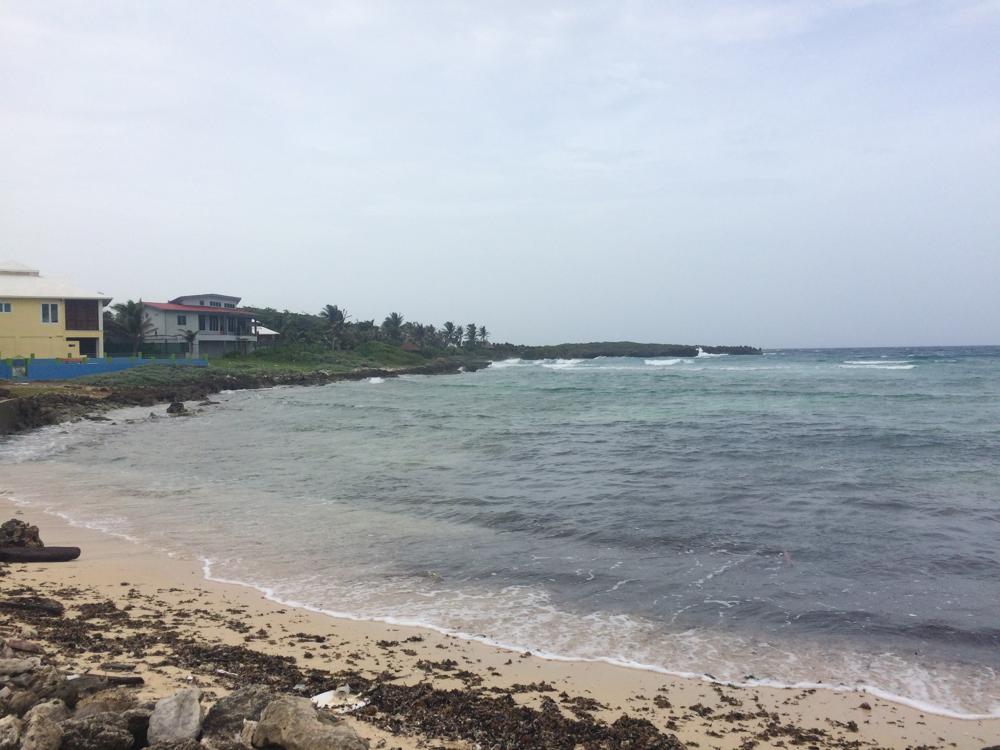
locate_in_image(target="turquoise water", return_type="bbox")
[2,347,999,716]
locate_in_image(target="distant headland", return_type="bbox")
[488,341,763,360]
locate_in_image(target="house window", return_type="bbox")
[199,300,205,306]
[210,301,222,307]
[198,314,207,331]
[227,317,236,333]
[177,315,187,325]
[0,302,10,313]
[224,303,235,308]
[209,316,220,331]
[41,303,59,323]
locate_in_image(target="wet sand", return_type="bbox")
[2,498,997,749]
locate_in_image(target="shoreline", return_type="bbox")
[199,556,999,725]
[3,496,997,749]
[0,358,490,435]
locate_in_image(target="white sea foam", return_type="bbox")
[645,359,681,366]
[542,358,584,369]
[198,557,1000,721]
[843,360,913,366]
[488,358,524,369]
[696,348,729,358]
[840,364,916,370]
[366,377,385,384]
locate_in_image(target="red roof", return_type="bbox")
[145,302,254,316]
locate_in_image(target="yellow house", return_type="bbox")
[0,261,112,359]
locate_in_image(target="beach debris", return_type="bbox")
[147,687,203,745]
[97,662,134,673]
[166,402,187,414]
[0,597,64,617]
[6,639,43,655]
[83,674,144,688]
[252,695,369,750]
[312,685,368,714]
[0,546,81,563]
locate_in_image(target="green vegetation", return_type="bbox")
[105,300,153,355]
[248,306,493,353]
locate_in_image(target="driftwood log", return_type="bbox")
[0,545,81,563]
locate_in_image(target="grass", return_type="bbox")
[69,342,441,389]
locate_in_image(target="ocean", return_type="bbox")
[2,347,998,717]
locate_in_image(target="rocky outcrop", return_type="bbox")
[74,687,137,719]
[252,695,368,750]
[20,712,61,750]
[0,715,23,750]
[0,360,474,435]
[201,685,275,745]
[59,712,134,750]
[0,519,43,548]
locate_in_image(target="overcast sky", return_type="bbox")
[2,1,998,347]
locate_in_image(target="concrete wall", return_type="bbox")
[0,297,103,359]
[0,357,208,382]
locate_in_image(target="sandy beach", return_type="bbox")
[2,498,996,749]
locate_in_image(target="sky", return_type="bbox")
[1,1,998,348]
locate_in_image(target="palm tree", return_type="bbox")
[320,304,348,350]
[381,312,404,344]
[109,300,153,355]
[465,323,478,349]
[442,321,457,347]
[179,329,199,358]
[478,326,489,346]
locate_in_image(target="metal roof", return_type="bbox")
[0,262,111,302]
[169,294,242,304]
[144,301,254,316]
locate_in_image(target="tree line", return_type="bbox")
[252,305,490,352]
[102,300,493,355]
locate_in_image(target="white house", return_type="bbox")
[142,294,256,358]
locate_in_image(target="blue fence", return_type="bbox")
[0,357,208,382]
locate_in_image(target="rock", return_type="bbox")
[0,715,23,750]
[240,720,257,747]
[24,699,70,724]
[75,687,137,718]
[6,638,44,654]
[202,685,275,743]
[20,714,62,750]
[252,695,368,750]
[122,707,151,747]
[4,666,76,717]
[59,712,133,750]
[166,402,186,414]
[148,688,203,745]
[147,741,202,750]
[0,518,44,547]
[0,656,41,675]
